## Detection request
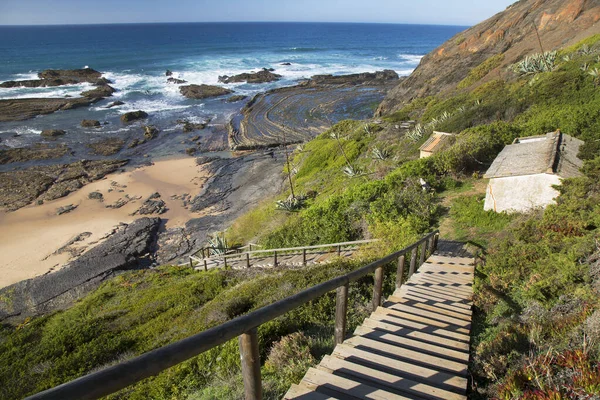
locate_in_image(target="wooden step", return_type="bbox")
[345,335,468,375]
[384,299,472,322]
[333,344,468,391]
[375,307,471,334]
[362,318,470,352]
[398,284,472,304]
[372,309,471,342]
[392,293,473,314]
[395,288,472,308]
[319,355,466,400]
[353,326,470,363]
[284,383,341,399]
[301,367,413,400]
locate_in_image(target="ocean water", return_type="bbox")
[0,22,465,156]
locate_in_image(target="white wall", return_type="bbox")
[484,174,562,213]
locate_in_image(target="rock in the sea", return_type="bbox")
[143,125,159,140]
[0,143,69,165]
[0,97,102,122]
[56,204,77,215]
[0,217,161,321]
[166,70,173,76]
[226,95,248,103]
[179,84,234,99]
[167,77,187,84]
[38,68,102,82]
[81,119,101,128]
[106,100,125,108]
[186,147,198,155]
[88,191,103,201]
[121,110,148,123]
[281,62,292,66]
[218,69,281,84]
[40,129,66,138]
[88,138,125,156]
[178,120,206,132]
[128,138,145,149]
[81,84,116,98]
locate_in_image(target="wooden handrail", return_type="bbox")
[193,239,379,264]
[26,231,438,400]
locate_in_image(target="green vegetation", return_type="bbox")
[458,54,505,88]
[3,33,600,400]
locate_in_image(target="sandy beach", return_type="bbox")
[0,156,210,288]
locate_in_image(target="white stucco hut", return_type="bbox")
[483,130,584,213]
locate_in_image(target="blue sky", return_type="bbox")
[0,0,516,26]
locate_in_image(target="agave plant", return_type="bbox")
[275,196,306,212]
[580,44,594,55]
[512,51,557,76]
[589,68,600,85]
[581,63,590,72]
[342,165,363,177]
[562,54,573,62]
[208,234,229,256]
[371,146,390,160]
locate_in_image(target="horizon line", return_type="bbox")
[0,20,472,28]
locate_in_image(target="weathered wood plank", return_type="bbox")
[283,384,340,400]
[372,308,471,340]
[375,307,471,334]
[398,284,472,304]
[345,336,468,375]
[362,318,470,352]
[319,355,467,400]
[332,345,468,391]
[354,326,470,362]
[301,367,413,400]
[384,299,472,322]
[389,294,473,316]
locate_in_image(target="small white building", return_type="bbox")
[419,131,455,158]
[483,130,584,213]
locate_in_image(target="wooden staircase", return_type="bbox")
[284,253,474,400]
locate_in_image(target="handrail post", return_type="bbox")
[189,257,193,269]
[246,253,251,268]
[204,259,208,272]
[395,254,405,289]
[249,244,253,252]
[302,248,307,266]
[335,284,348,345]
[372,266,384,310]
[337,245,341,257]
[428,235,435,257]
[419,240,427,270]
[224,256,228,269]
[408,247,418,277]
[239,328,262,400]
[434,233,439,251]
[274,251,278,268]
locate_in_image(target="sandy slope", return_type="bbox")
[0,157,209,288]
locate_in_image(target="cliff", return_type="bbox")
[376,0,600,116]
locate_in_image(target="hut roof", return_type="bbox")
[419,131,454,153]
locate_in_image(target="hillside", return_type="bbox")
[377,0,600,115]
[3,1,600,399]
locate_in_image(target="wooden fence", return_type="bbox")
[26,231,439,400]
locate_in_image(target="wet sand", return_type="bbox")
[0,157,210,288]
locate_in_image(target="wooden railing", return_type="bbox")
[26,231,439,400]
[189,239,379,271]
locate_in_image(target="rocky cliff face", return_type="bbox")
[377,0,600,116]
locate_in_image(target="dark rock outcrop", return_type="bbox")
[40,129,66,138]
[88,138,125,156]
[81,119,101,128]
[226,95,248,103]
[179,84,234,99]
[376,0,600,115]
[167,77,187,84]
[0,143,69,165]
[106,100,125,108]
[219,68,282,84]
[0,68,103,89]
[88,191,103,201]
[0,159,128,211]
[301,70,399,87]
[121,110,148,123]
[133,193,168,215]
[0,217,161,321]
[166,70,173,76]
[81,84,116,98]
[143,125,159,140]
[178,120,206,132]
[56,204,77,215]
[0,97,102,122]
